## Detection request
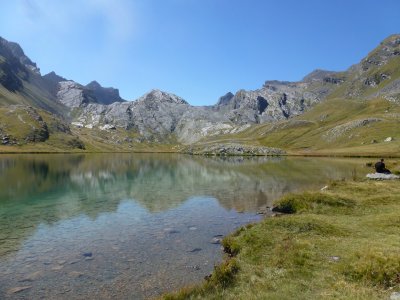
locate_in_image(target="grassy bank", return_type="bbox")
[163,177,400,299]
[196,98,400,157]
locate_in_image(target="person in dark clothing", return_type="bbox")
[375,158,391,174]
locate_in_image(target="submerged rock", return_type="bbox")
[7,286,32,294]
[68,271,84,278]
[51,265,64,271]
[188,248,202,253]
[20,271,42,282]
[164,228,180,234]
[82,252,93,257]
[211,237,222,244]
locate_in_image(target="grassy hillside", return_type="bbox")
[197,97,400,156]
[194,35,400,156]
[0,106,177,153]
[0,71,67,116]
[1,97,398,155]
[164,174,400,300]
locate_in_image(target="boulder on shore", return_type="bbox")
[366,173,399,180]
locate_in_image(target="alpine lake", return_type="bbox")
[0,153,371,299]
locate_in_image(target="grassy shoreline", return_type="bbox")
[1,146,400,159]
[163,177,400,299]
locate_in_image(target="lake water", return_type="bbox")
[0,154,370,299]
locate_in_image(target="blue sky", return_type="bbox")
[0,0,399,105]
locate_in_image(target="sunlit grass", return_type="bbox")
[163,180,400,299]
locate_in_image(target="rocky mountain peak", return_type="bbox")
[216,92,234,106]
[86,80,102,89]
[139,89,189,105]
[42,71,68,97]
[302,69,338,82]
[0,37,40,75]
[85,80,125,105]
[43,71,67,83]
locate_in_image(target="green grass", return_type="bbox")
[197,98,400,157]
[163,179,400,300]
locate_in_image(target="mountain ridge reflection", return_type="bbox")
[0,154,366,257]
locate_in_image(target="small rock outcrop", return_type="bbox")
[323,118,382,142]
[186,143,286,156]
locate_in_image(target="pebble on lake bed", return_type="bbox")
[51,265,64,271]
[20,271,42,282]
[68,271,84,278]
[188,248,202,253]
[7,286,32,294]
[164,228,180,234]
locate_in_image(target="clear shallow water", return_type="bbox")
[0,154,369,299]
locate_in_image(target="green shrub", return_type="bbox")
[272,192,355,214]
[272,217,346,236]
[345,250,400,288]
[208,259,239,288]
[222,236,241,256]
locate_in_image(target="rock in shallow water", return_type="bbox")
[69,271,85,278]
[20,271,42,282]
[211,237,222,244]
[51,265,64,271]
[7,286,32,294]
[188,248,202,253]
[164,228,180,234]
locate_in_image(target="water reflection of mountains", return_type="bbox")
[0,154,366,257]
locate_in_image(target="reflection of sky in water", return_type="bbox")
[0,154,370,299]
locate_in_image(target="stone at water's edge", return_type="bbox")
[366,173,400,180]
[390,292,400,300]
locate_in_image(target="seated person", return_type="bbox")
[375,158,391,174]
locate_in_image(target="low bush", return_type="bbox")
[344,250,400,288]
[272,192,355,214]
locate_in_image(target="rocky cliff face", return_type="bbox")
[213,81,321,124]
[0,37,29,92]
[0,37,40,75]
[42,74,126,108]
[74,89,190,138]
[85,81,125,105]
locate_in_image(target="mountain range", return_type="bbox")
[0,34,399,155]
